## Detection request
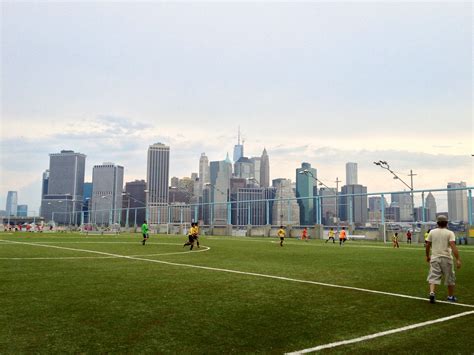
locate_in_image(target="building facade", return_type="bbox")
[198,153,210,197]
[447,182,468,222]
[17,205,28,217]
[147,143,170,224]
[209,154,233,225]
[272,178,300,225]
[425,192,437,222]
[91,163,124,225]
[345,162,358,185]
[123,180,147,226]
[260,148,270,188]
[320,187,337,225]
[40,150,86,225]
[6,191,18,217]
[340,184,368,225]
[296,162,316,225]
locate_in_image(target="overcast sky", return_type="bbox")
[1,1,472,213]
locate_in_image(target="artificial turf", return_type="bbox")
[1,232,473,354]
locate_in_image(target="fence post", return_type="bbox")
[381,194,386,243]
[421,192,425,222]
[266,200,270,225]
[469,190,473,226]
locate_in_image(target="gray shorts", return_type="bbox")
[427,258,456,286]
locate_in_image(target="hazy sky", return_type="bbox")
[1,1,472,213]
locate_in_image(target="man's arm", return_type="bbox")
[449,241,462,269]
[425,241,431,262]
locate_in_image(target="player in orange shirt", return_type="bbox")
[339,227,347,246]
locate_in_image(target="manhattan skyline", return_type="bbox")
[1,2,472,212]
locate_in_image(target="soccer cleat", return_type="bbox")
[429,293,436,304]
[447,296,458,302]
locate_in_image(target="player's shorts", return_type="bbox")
[280,237,284,241]
[427,258,455,285]
[188,235,195,243]
[142,233,149,238]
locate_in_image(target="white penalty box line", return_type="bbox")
[1,239,474,310]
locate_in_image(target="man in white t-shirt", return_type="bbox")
[425,215,462,303]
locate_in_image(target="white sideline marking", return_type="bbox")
[219,238,474,253]
[1,239,473,309]
[286,310,474,354]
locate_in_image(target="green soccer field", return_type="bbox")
[1,232,473,354]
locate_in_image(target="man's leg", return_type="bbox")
[448,285,455,297]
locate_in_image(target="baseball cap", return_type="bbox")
[436,215,448,222]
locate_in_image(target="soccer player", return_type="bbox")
[406,230,412,244]
[392,232,400,248]
[326,227,336,243]
[194,222,201,248]
[426,215,461,303]
[424,229,431,246]
[141,220,149,245]
[301,227,308,241]
[339,227,347,246]
[183,223,196,250]
[278,226,285,247]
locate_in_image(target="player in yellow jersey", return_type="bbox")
[194,222,200,248]
[183,223,196,250]
[326,227,336,243]
[392,232,400,248]
[278,226,286,247]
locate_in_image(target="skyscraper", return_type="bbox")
[209,154,232,224]
[391,192,413,222]
[199,153,210,196]
[123,179,147,226]
[346,162,358,185]
[147,143,170,224]
[320,188,337,225]
[41,170,49,199]
[272,178,300,225]
[6,191,18,217]
[40,150,86,224]
[340,184,368,225]
[296,162,317,225]
[233,127,244,163]
[425,192,437,221]
[447,182,468,222]
[234,157,253,179]
[260,148,270,188]
[91,163,124,225]
[249,157,261,184]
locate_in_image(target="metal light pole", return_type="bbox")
[374,161,416,238]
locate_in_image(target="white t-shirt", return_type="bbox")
[427,228,456,260]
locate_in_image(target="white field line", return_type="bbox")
[0,256,115,260]
[207,237,474,253]
[0,242,210,259]
[286,310,474,354]
[1,239,473,310]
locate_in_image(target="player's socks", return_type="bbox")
[429,292,436,303]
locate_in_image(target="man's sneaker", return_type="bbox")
[429,293,436,304]
[447,296,458,302]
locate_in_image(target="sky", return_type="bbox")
[0,1,472,214]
